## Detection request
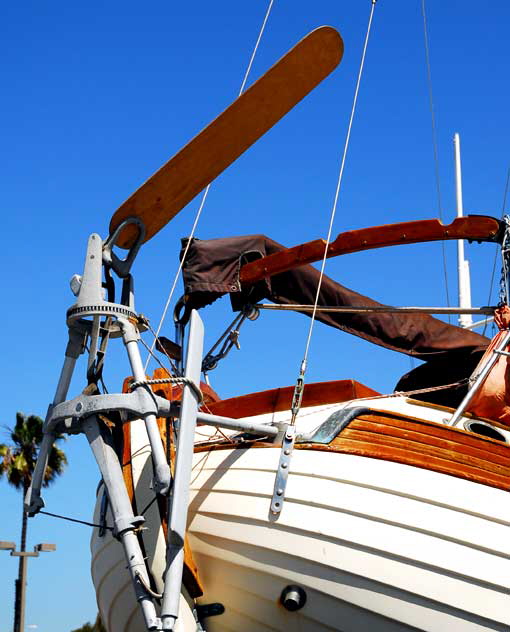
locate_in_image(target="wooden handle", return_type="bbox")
[110,26,344,248]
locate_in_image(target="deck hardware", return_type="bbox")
[298,406,371,444]
[102,216,145,279]
[270,425,296,517]
[202,305,259,373]
[280,585,307,611]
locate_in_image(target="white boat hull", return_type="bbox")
[189,446,510,631]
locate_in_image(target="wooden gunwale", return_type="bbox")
[352,415,510,464]
[343,425,510,475]
[362,409,510,456]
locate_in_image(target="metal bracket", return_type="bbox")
[103,216,146,278]
[269,424,296,517]
[202,305,259,373]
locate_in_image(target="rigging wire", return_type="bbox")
[421,0,451,320]
[40,510,112,531]
[39,495,159,531]
[485,167,510,332]
[143,0,276,371]
[289,0,378,425]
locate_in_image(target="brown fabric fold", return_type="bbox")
[181,234,489,363]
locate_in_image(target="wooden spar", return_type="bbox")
[110,26,344,248]
[239,216,502,285]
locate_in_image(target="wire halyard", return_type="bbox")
[421,0,451,319]
[144,0,276,372]
[289,0,378,426]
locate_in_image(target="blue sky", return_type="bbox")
[1,1,509,631]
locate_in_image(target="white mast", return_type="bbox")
[454,132,473,328]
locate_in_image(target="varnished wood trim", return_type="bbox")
[240,216,501,284]
[356,412,510,459]
[343,426,510,476]
[121,418,135,511]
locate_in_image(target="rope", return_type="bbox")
[129,377,203,404]
[40,510,113,531]
[290,0,378,425]
[135,571,163,600]
[144,0,276,371]
[421,0,451,319]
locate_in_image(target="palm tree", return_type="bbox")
[0,412,67,632]
[70,613,107,632]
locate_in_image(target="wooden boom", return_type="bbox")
[239,215,502,285]
[110,26,343,248]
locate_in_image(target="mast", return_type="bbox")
[454,132,473,328]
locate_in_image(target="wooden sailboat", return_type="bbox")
[25,14,510,632]
[90,217,510,631]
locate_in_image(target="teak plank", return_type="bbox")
[356,412,510,460]
[340,427,510,477]
[349,419,510,469]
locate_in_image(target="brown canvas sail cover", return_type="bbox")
[181,235,489,404]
